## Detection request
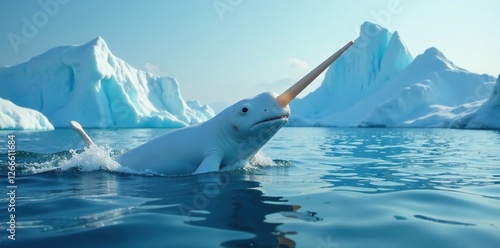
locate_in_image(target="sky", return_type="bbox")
[0,0,499,105]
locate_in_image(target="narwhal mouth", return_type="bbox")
[255,115,289,126]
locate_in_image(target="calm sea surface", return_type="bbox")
[0,127,499,248]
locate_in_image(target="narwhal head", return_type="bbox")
[223,91,290,140]
[218,41,353,154]
[216,91,290,162]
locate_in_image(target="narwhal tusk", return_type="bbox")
[276,41,354,107]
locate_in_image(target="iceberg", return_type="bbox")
[450,75,500,129]
[0,98,54,130]
[0,37,214,128]
[360,48,495,127]
[290,22,497,128]
[290,22,414,126]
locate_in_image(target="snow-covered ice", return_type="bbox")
[0,23,498,130]
[450,75,500,129]
[0,37,214,129]
[291,22,414,126]
[0,98,54,130]
[290,22,498,129]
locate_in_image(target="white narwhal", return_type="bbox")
[70,42,353,175]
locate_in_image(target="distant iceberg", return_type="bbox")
[450,75,500,129]
[2,25,497,130]
[360,48,496,128]
[290,22,497,129]
[0,37,214,129]
[0,98,54,130]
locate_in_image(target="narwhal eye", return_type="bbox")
[241,107,249,113]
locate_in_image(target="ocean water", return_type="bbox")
[0,127,499,248]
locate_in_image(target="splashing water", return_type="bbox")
[58,145,123,172]
[220,150,291,173]
[9,144,286,176]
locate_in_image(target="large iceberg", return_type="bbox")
[0,98,54,130]
[0,37,214,128]
[450,75,500,129]
[360,48,495,127]
[290,22,497,128]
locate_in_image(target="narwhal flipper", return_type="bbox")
[69,121,94,148]
[193,152,223,174]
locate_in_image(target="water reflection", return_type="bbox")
[137,172,312,247]
[314,128,500,192]
[7,170,316,247]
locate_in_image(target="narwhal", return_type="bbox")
[70,41,353,175]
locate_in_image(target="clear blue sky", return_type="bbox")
[0,0,499,105]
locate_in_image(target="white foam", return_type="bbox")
[220,150,286,173]
[24,146,284,176]
[58,145,132,173]
[24,160,60,174]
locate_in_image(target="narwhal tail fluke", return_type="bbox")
[277,41,354,107]
[69,120,94,148]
